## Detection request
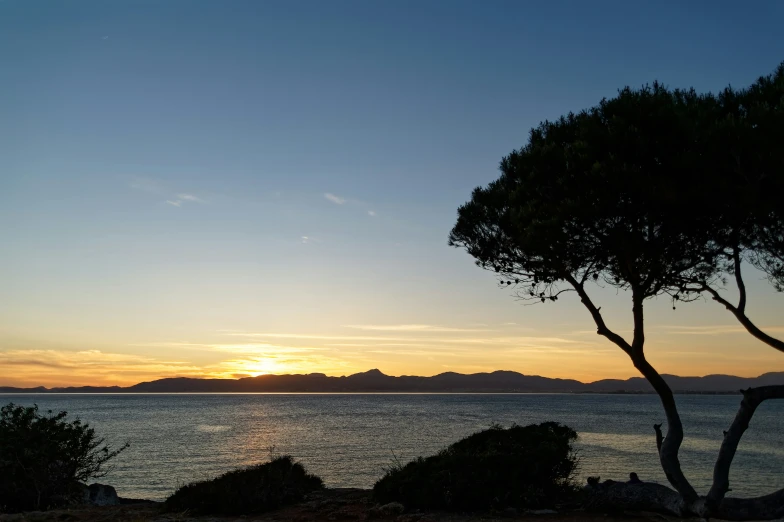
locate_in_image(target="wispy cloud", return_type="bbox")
[0,349,205,387]
[225,332,415,342]
[663,325,784,335]
[166,193,206,208]
[177,193,206,203]
[344,324,487,333]
[222,331,589,349]
[324,193,346,205]
[323,193,377,218]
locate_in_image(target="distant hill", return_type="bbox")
[1,369,782,394]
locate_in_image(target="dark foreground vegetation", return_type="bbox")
[374,422,579,511]
[0,403,127,513]
[164,456,323,515]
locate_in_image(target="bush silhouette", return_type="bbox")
[165,456,323,515]
[374,422,578,511]
[0,403,128,513]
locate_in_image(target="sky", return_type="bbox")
[1,0,783,387]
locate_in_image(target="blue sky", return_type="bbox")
[1,1,783,386]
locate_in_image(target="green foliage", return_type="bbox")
[165,456,323,515]
[373,422,579,511]
[449,61,784,310]
[0,403,128,513]
[450,81,721,305]
[712,64,784,292]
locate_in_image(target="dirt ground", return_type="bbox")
[0,488,686,522]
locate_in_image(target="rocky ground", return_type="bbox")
[0,488,688,522]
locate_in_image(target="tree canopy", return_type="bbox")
[449,62,784,519]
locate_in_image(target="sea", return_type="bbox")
[1,393,782,501]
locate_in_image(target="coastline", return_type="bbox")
[0,488,691,522]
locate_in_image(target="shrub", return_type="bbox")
[0,403,128,513]
[165,456,323,515]
[373,422,579,511]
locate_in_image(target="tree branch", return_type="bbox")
[706,385,784,514]
[563,274,632,356]
[701,284,784,354]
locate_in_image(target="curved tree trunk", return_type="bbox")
[715,489,784,521]
[585,385,784,520]
[568,278,782,519]
[705,385,784,517]
[567,277,697,500]
[585,483,784,520]
[631,356,697,502]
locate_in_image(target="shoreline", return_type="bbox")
[0,390,745,395]
[0,487,692,522]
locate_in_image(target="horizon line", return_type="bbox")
[2,367,781,391]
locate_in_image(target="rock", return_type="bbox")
[85,483,119,506]
[371,501,404,516]
[583,480,685,516]
[382,501,405,515]
[526,508,558,515]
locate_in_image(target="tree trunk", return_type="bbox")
[715,489,784,521]
[568,278,699,503]
[583,481,687,516]
[631,356,698,502]
[706,385,784,518]
[568,280,782,519]
[584,482,784,520]
[585,385,784,520]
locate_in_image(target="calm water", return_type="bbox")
[2,394,782,501]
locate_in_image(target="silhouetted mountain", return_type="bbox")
[584,372,784,393]
[1,370,782,394]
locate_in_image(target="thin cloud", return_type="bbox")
[344,324,487,333]
[177,193,206,203]
[166,193,206,208]
[324,193,346,205]
[323,192,378,218]
[438,336,579,345]
[0,349,205,387]
[663,325,784,335]
[226,332,415,342]
[223,331,589,347]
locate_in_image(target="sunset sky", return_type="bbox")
[2,1,784,387]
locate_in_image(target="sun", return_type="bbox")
[218,358,294,377]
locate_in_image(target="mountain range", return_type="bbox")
[2,369,783,394]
